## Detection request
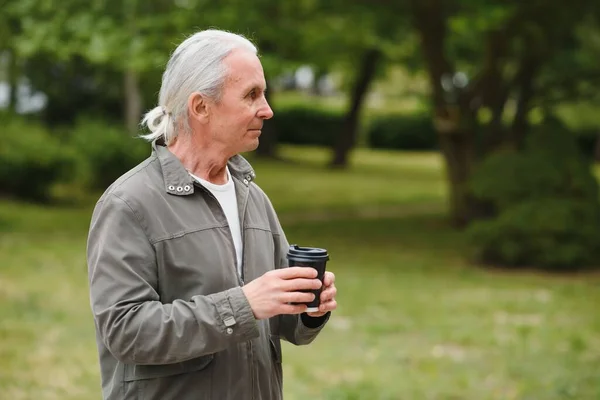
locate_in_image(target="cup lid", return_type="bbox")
[287,244,329,261]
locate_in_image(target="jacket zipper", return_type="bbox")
[195,177,255,398]
[237,175,255,398]
[238,177,250,285]
[193,184,243,286]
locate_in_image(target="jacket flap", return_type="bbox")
[124,354,214,382]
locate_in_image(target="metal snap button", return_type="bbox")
[184,185,191,191]
[176,186,183,192]
[226,327,233,335]
[243,179,248,185]
[168,185,175,191]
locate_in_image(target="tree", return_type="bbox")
[409,0,600,226]
[0,0,24,113]
[9,0,222,132]
[313,1,412,168]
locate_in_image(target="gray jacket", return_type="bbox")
[87,140,329,400]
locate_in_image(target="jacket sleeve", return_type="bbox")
[87,193,259,365]
[267,199,330,345]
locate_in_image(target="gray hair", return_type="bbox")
[140,29,257,145]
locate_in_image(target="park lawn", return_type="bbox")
[0,147,599,400]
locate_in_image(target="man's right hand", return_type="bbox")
[241,267,322,320]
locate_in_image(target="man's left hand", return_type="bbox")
[306,271,337,318]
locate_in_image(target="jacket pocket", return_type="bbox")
[123,354,214,381]
[269,334,283,399]
[269,335,282,364]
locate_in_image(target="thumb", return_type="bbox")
[276,266,318,280]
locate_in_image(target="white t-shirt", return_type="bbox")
[190,167,243,276]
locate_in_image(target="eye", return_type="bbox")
[248,90,257,100]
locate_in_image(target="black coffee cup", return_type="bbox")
[286,244,329,312]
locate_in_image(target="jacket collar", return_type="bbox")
[152,139,256,196]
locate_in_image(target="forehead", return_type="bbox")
[223,50,266,90]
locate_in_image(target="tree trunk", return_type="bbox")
[124,69,143,134]
[7,49,18,113]
[594,133,600,162]
[123,0,142,134]
[256,81,279,159]
[311,67,327,95]
[509,55,539,149]
[434,109,479,226]
[412,0,478,226]
[477,30,511,155]
[330,48,381,168]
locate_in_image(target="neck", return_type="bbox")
[168,134,230,185]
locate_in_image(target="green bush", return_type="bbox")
[270,107,439,151]
[574,128,598,161]
[542,114,598,161]
[467,124,600,270]
[272,106,344,147]
[68,119,149,191]
[0,118,75,202]
[367,114,437,150]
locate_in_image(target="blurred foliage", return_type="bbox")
[294,1,413,87]
[66,119,149,191]
[23,55,128,125]
[0,116,150,201]
[367,114,438,151]
[274,107,343,147]
[273,106,441,151]
[7,0,199,72]
[1,0,600,269]
[575,129,599,160]
[437,0,600,107]
[0,116,75,201]
[408,0,600,229]
[467,122,600,270]
[554,102,600,160]
[217,0,324,78]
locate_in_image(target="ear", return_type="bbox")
[188,92,210,124]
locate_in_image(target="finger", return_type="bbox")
[318,299,337,313]
[278,303,309,315]
[276,267,318,280]
[282,278,322,292]
[320,285,337,302]
[322,271,335,287]
[306,311,327,318]
[282,291,315,304]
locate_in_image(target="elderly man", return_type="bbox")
[87,29,337,400]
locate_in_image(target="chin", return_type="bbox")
[240,139,260,154]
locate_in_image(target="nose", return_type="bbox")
[257,98,274,120]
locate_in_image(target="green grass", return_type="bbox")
[246,145,446,216]
[1,146,599,400]
[282,216,600,399]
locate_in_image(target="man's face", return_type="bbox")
[207,50,273,154]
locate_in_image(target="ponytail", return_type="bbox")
[139,106,175,145]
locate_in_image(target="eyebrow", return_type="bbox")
[245,84,267,93]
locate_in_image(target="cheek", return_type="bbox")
[240,110,256,127]
[219,104,255,133]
